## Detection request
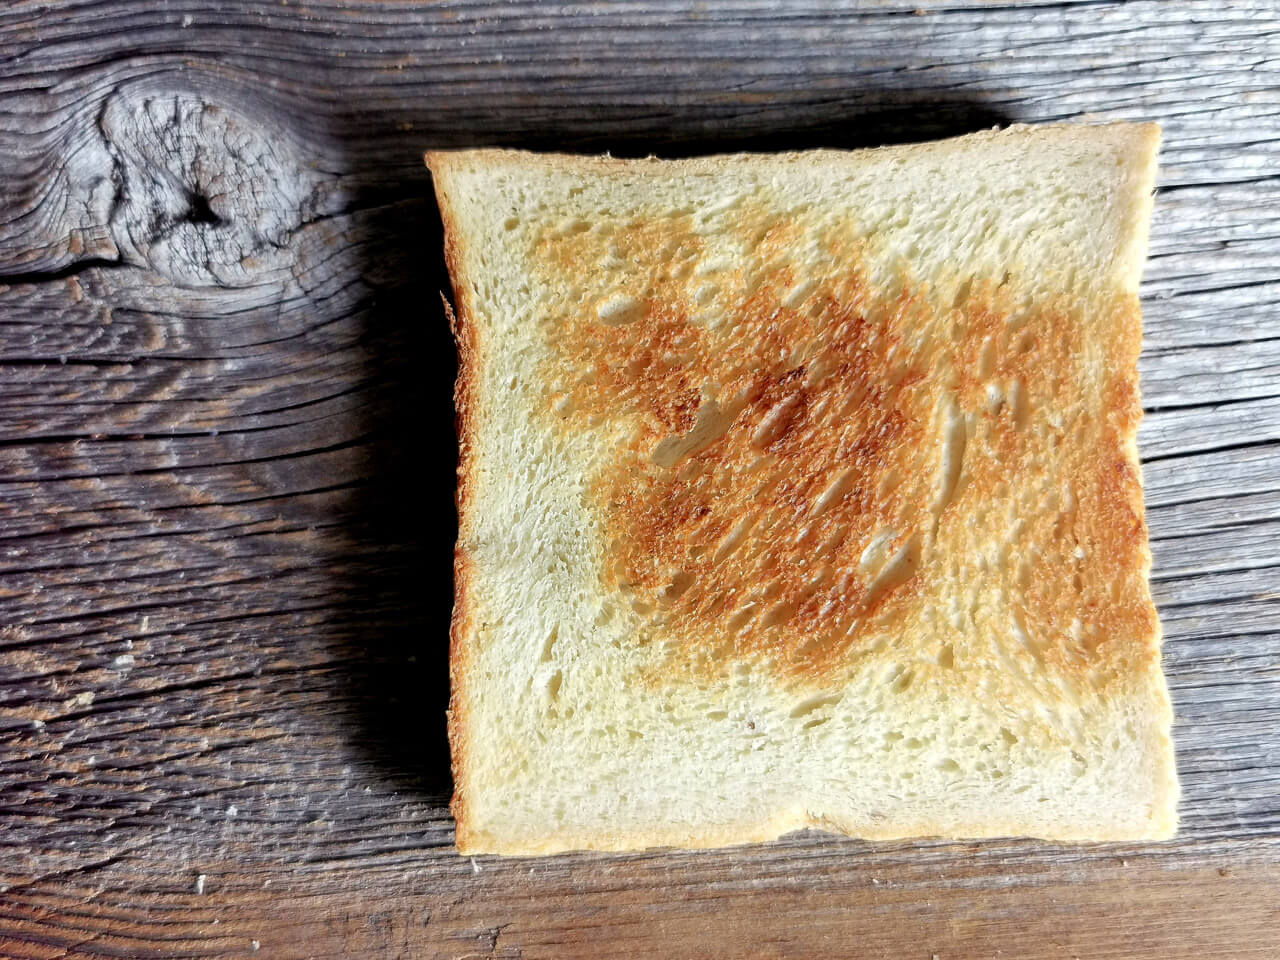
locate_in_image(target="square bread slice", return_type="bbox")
[428,123,1177,855]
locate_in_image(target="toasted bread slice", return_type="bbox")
[428,123,1177,855]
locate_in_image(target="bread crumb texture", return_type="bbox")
[429,124,1177,853]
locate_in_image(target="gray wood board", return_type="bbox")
[0,1,1277,957]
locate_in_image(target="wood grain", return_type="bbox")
[0,0,1277,956]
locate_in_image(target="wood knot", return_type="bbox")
[101,92,324,287]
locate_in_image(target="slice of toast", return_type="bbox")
[428,123,1177,855]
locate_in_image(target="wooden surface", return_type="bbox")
[1,0,1277,956]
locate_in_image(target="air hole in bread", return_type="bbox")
[811,467,855,518]
[933,399,968,517]
[751,394,804,449]
[781,278,817,309]
[1011,607,1044,668]
[652,395,742,467]
[1009,377,1030,431]
[1017,558,1033,591]
[863,533,922,616]
[596,293,643,325]
[661,570,694,604]
[761,600,796,628]
[978,334,997,378]
[790,694,842,719]
[726,604,756,633]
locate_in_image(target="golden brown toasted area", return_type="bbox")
[533,201,1156,690]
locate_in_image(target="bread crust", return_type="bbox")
[428,153,483,852]
[462,807,1175,858]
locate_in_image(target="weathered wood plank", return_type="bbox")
[0,0,1277,956]
[0,859,1276,960]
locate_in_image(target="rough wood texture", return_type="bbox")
[0,1,1276,957]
